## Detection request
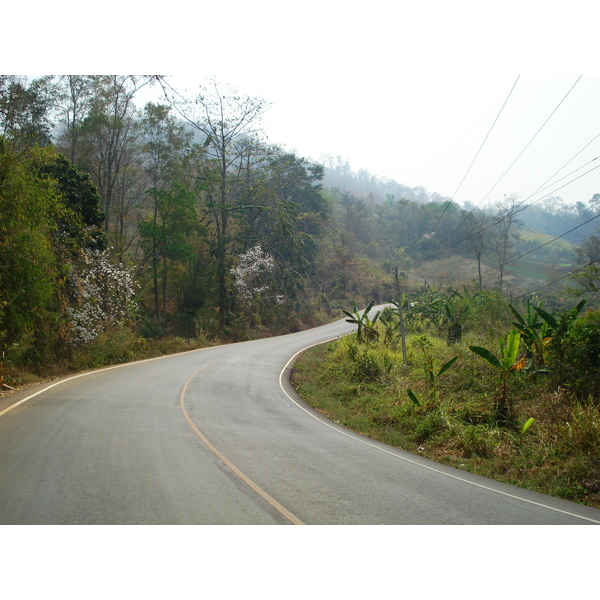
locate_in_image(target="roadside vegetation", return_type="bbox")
[291,287,600,509]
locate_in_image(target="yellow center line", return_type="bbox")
[179,353,305,525]
[0,346,210,419]
[1,341,304,524]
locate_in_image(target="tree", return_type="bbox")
[313,228,366,299]
[0,76,54,149]
[263,152,330,235]
[567,235,600,302]
[75,76,153,238]
[375,196,431,255]
[164,77,271,326]
[230,244,283,325]
[0,141,62,350]
[65,248,139,344]
[54,75,96,163]
[140,102,194,190]
[234,151,329,305]
[35,152,107,252]
[462,208,490,289]
[139,184,199,322]
[491,194,523,293]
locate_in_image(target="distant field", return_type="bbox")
[505,259,572,289]
[408,255,573,292]
[408,256,497,289]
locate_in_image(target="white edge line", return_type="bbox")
[278,338,600,525]
[0,344,216,419]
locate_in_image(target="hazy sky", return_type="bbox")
[12,1,600,207]
[151,73,600,209]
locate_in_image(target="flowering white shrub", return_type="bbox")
[66,249,139,344]
[231,245,283,306]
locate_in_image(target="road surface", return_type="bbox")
[1,314,599,524]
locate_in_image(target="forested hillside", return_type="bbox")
[1,75,599,382]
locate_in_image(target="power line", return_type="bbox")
[449,76,583,237]
[513,260,595,301]
[506,210,600,264]
[431,76,520,232]
[413,123,600,268]
[525,131,600,200]
[477,76,582,207]
[159,75,597,289]
[522,152,599,204]
[403,160,600,272]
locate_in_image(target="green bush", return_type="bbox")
[561,310,600,401]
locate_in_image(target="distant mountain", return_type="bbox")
[320,157,452,205]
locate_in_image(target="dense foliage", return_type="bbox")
[1,74,599,391]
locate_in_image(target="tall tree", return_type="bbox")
[0,141,62,349]
[75,76,152,236]
[164,77,270,326]
[54,75,96,163]
[462,208,490,289]
[139,184,199,321]
[491,194,523,293]
[232,151,329,306]
[139,102,195,317]
[0,76,54,149]
[140,102,194,190]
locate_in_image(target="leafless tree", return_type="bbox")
[491,194,523,293]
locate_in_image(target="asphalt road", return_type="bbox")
[1,314,599,525]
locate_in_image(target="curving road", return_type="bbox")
[1,313,599,525]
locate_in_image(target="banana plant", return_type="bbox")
[343,301,381,343]
[469,329,524,422]
[407,336,458,406]
[509,300,552,369]
[533,299,586,338]
[532,299,586,381]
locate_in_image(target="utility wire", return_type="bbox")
[526,131,600,200]
[413,163,600,299]
[449,76,583,237]
[521,153,599,204]
[408,161,600,268]
[506,211,600,264]
[430,76,520,232]
[414,124,600,268]
[513,260,596,301]
[159,74,597,293]
[475,76,582,207]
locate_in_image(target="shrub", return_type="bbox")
[561,310,600,401]
[347,342,394,383]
